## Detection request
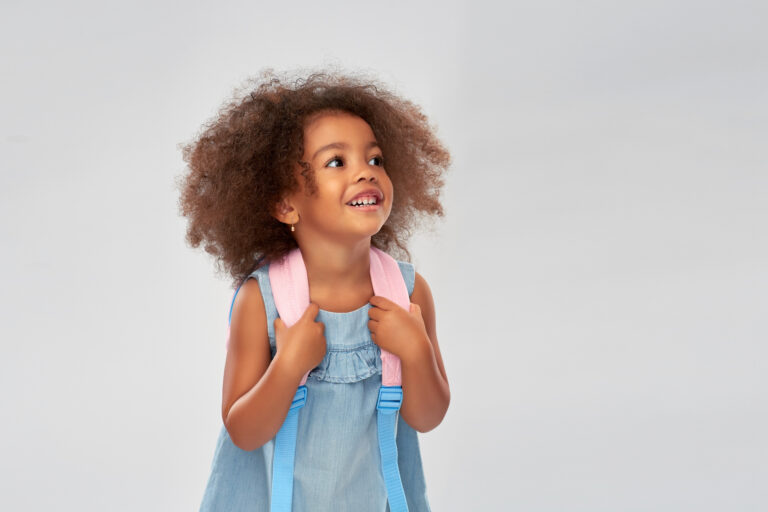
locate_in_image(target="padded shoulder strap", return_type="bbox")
[370,246,409,386]
[268,248,312,385]
[269,248,311,329]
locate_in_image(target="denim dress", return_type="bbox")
[199,260,431,512]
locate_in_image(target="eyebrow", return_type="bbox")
[311,141,381,161]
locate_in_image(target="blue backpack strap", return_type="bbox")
[377,386,409,511]
[271,386,307,512]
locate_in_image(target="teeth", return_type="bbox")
[350,196,378,206]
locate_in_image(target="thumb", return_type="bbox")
[302,302,320,321]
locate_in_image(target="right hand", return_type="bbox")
[273,302,327,380]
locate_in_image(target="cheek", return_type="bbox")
[379,173,393,194]
[385,180,395,205]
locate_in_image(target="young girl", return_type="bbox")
[178,68,451,511]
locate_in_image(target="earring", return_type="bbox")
[290,213,300,232]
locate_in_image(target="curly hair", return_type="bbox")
[176,66,451,289]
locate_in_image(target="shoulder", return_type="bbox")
[230,265,268,318]
[225,275,271,382]
[230,263,274,325]
[230,277,267,329]
[409,271,434,312]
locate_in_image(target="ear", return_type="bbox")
[271,197,299,225]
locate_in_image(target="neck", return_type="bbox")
[295,236,372,291]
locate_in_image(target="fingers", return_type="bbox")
[302,302,320,321]
[274,302,320,331]
[304,303,324,334]
[280,303,319,327]
[369,303,408,321]
[369,295,394,310]
[367,306,381,320]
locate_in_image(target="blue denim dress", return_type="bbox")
[199,260,431,512]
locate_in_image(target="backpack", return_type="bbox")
[225,245,411,512]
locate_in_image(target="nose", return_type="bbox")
[353,162,378,183]
[356,174,377,183]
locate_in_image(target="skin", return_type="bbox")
[222,110,450,450]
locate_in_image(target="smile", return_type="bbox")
[346,194,382,211]
[347,202,381,211]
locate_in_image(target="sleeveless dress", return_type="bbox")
[199,260,432,512]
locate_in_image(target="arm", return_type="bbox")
[398,271,451,433]
[222,278,303,451]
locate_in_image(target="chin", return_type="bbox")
[349,225,384,239]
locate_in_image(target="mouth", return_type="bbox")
[347,202,381,211]
[345,191,383,211]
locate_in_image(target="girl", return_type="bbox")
[178,68,451,511]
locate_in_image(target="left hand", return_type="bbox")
[368,296,431,361]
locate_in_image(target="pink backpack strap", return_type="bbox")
[269,247,312,385]
[369,246,409,386]
[268,246,409,386]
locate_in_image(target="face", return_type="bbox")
[278,111,393,244]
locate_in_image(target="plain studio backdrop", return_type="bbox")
[1,0,766,510]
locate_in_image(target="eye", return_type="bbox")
[369,155,384,166]
[326,154,344,168]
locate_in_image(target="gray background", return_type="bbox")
[1,0,766,510]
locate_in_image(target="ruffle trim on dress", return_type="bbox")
[269,342,382,384]
[310,343,383,383]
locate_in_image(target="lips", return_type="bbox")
[345,188,383,205]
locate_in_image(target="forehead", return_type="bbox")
[303,111,376,147]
